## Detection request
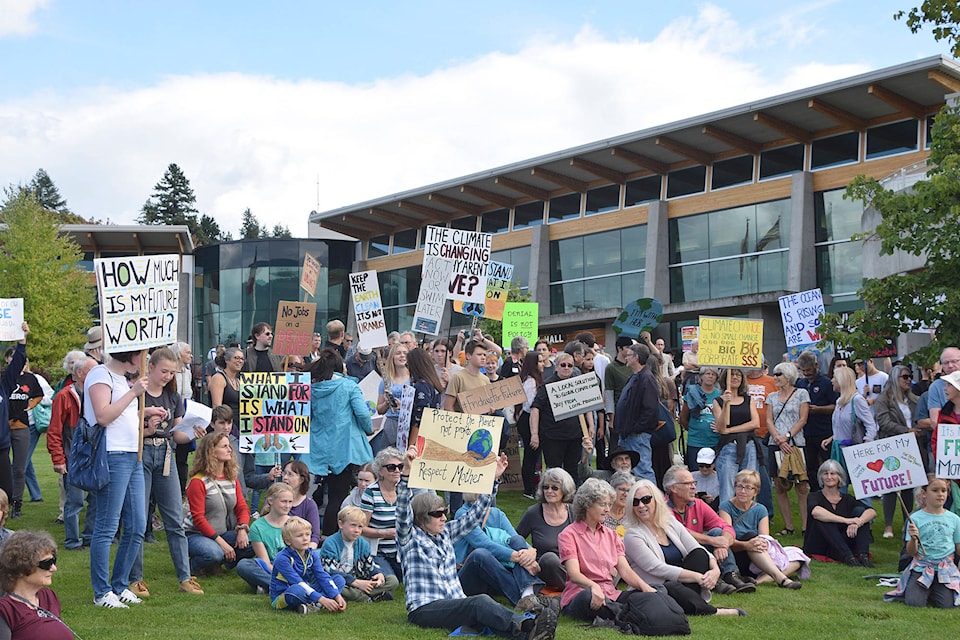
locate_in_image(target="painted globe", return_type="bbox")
[467,429,494,459]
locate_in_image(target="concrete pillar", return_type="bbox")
[528,225,550,320]
[787,172,816,293]
[644,200,670,303]
[748,304,787,367]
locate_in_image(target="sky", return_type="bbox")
[0,0,951,237]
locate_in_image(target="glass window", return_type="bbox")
[866,119,918,159]
[548,193,581,223]
[669,215,709,264]
[550,281,583,315]
[512,202,544,229]
[219,242,243,270]
[621,271,644,306]
[380,266,421,307]
[490,246,530,292]
[219,269,243,311]
[624,175,662,206]
[670,263,709,304]
[583,230,620,278]
[759,143,804,180]
[817,242,863,296]
[666,165,706,199]
[584,184,620,216]
[926,114,935,149]
[450,216,477,231]
[481,208,510,234]
[621,225,647,272]
[815,189,861,243]
[711,155,754,190]
[392,228,417,254]
[708,205,754,259]
[550,237,583,281]
[368,236,389,259]
[756,199,790,250]
[811,132,859,170]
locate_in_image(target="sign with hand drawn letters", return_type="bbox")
[546,373,603,421]
[95,255,180,353]
[778,288,824,349]
[408,409,502,494]
[412,225,454,335]
[842,435,925,499]
[0,298,25,341]
[454,261,514,321]
[349,270,389,350]
[238,372,311,454]
[273,301,316,356]
[456,375,527,415]
[697,316,764,370]
[300,252,321,296]
[936,423,960,479]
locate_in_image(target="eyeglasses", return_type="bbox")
[772,372,783,377]
[674,480,697,486]
[734,484,758,492]
[262,331,273,336]
[615,486,631,494]
[541,484,561,492]
[942,358,960,366]
[633,495,654,506]
[698,463,713,468]
[38,554,57,570]
[557,363,574,369]
[427,509,448,519]
[382,463,403,472]
[900,374,913,380]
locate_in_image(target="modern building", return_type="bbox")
[310,56,959,357]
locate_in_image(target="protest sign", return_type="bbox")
[502,302,539,350]
[238,372,311,454]
[0,298,24,341]
[412,225,455,334]
[423,226,491,304]
[396,385,416,451]
[697,316,764,369]
[841,435,926,499]
[546,373,603,421]
[408,408,502,494]
[681,326,699,352]
[457,376,527,415]
[936,424,960,478]
[300,252,321,297]
[349,270,389,349]
[357,370,382,416]
[175,400,212,438]
[613,298,663,338]
[95,254,180,353]
[778,288,825,348]
[273,301,316,356]
[454,261,514,321]
[500,431,523,492]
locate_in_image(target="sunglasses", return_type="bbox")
[900,374,913,380]
[383,463,403,472]
[772,372,783,377]
[541,484,561,492]
[557,363,574,369]
[633,495,654,506]
[427,509,448,519]
[38,554,57,570]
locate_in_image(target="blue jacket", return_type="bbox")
[270,547,344,601]
[0,343,26,449]
[319,532,383,584]
[305,373,373,476]
[453,502,528,566]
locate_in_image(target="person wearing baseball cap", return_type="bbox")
[693,448,719,510]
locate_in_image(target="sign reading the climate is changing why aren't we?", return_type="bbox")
[95,255,180,353]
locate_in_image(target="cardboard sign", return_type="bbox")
[613,298,663,338]
[238,372,311,454]
[502,302,539,351]
[500,431,523,491]
[0,298,24,341]
[349,270,389,349]
[412,225,455,335]
[697,316,764,369]
[681,326,699,352]
[454,261,514,321]
[396,385,416,451]
[94,255,180,353]
[408,408,503,494]
[273,301,317,356]
[778,288,824,348]
[300,252,321,296]
[546,373,603,421]
[841,435,926,499]
[457,375,527,415]
[935,424,960,478]
[422,226,492,304]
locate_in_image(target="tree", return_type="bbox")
[271,223,292,238]
[139,163,229,246]
[0,169,89,225]
[0,191,95,373]
[896,1,960,57]
[477,281,532,346]
[197,213,231,245]
[819,103,960,365]
[240,208,265,239]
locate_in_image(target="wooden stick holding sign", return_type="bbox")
[898,493,927,555]
[139,351,147,462]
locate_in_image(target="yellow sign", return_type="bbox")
[408,409,502,494]
[697,316,764,369]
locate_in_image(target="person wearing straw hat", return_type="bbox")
[83,326,103,364]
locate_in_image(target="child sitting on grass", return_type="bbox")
[320,506,399,602]
[270,516,346,614]
[237,483,295,593]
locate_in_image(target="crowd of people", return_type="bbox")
[3,319,960,640]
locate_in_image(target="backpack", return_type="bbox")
[611,589,690,636]
[32,403,52,434]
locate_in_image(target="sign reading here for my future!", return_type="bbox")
[842,435,926,500]
[546,373,603,421]
[238,372,311,455]
[409,409,502,494]
[697,316,764,370]
[95,255,180,353]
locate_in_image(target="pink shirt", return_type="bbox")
[558,519,625,608]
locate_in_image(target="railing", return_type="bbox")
[878,159,931,191]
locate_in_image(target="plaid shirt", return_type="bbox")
[396,479,496,613]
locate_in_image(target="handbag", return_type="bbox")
[32,403,52,434]
[652,400,678,446]
[67,416,110,492]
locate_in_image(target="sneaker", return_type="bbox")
[54,517,65,525]
[129,580,151,597]
[516,595,543,612]
[256,585,268,596]
[144,533,158,544]
[117,589,143,605]
[179,577,204,594]
[536,594,560,615]
[527,607,558,640]
[298,603,323,614]
[250,510,261,521]
[94,592,129,609]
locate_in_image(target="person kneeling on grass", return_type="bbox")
[320,506,399,602]
[270,517,346,614]
[398,446,558,640]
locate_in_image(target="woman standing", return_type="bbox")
[207,346,244,438]
[803,460,876,567]
[0,530,74,639]
[169,342,194,401]
[360,447,405,580]
[515,352,543,499]
[531,353,594,485]
[515,467,575,590]
[874,364,918,538]
[406,348,444,451]
[821,366,877,483]
[765,362,810,535]
[3,348,42,520]
[375,344,410,454]
[680,367,722,473]
[305,349,373,537]
[712,369,762,506]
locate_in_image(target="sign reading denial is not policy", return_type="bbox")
[95,255,180,353]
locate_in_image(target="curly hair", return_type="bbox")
[571,478,615,522]
[373,447,404,479]
[282,459,311,497]
[0,488,7,528]
[0,530,58,592]
[535,468,576,503]
[189,432,238,481]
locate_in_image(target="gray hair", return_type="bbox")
[883,364,913,404]
[817,459,847,488]
[796,350,819,371]
[699,366,719,378]
[169,342,191,362]
[572,478,615,522]
[535,467,576,503]
[773,361,800,385]
[662,465,689,492]
[564,340,585,358]
[608,471,636,493]
[373,446,404,478]
[411,492,446,528]
[62,350,87,375]
[510,336,529,353]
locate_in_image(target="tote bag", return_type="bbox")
[67,416,110,491]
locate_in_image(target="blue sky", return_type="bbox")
[0,0,950,235]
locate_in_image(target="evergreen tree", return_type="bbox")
[28,168,68,213]
[271,223,292,238]
[240,208,266,239]
[139,163,199,228]
[197,213,231,245]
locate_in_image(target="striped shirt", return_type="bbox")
[360,483,398,558]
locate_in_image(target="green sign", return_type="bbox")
[502,302,538,350]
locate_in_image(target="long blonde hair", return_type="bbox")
[385,343,409,383]
[260,482,295,517]
[834,366,857,408]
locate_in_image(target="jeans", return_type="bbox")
[756,437,774,520]
[458,547,543,605]
[374,554,403,581]
[272,574,347,610]
[9,428,30,502]
[620,432,655,482]
[703,527,738,575]
[187,530,254,573]
[24,423,42,501]
[132,442,191,583]
[237,558,271,590]
[63,472,96,549]
[408,594,525,637]
[716,440,759,506]
[90,452,146,598]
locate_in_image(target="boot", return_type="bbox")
[722,571,756,593]
[11,500,23,519]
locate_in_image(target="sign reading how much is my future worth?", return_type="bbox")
[95,255,180,353]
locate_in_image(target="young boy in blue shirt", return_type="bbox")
[270,516,346,614]
[320,505,400,602]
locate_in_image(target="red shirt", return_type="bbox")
[667,497,734,537]
[558,520,625,608]
[0,590,73,640]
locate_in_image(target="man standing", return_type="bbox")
[304,333,322,364]
[243,322,282,372]
[613,343,659,482]
[854,357,888,407]
[498,336,528,379]
[601,337,634,469]
[654,338,676,379]
[795,351,838,483]
[926,346,960,426]
[399,331,418,352]
[345,346,376,380]
[745,358,777,520]
[324,320,347,358]
[575,331,609,382]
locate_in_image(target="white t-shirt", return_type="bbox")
[83,365,140,452]
[855,371,888,403]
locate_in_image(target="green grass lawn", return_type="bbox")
[11,442,958,640]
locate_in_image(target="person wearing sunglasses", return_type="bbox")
[397,446,558,640]
[873,364,919,539]
[360,447,406,581]
[623,480,745,617]
[0,530,75,640]
[242,322,282,373]
[516,468,576,591]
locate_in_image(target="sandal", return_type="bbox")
[778,578,802,590]
[778,528,795,536]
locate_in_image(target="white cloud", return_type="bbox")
[0,6,870,237]
[0,0,49,37]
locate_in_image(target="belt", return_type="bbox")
[144,437,169,447]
